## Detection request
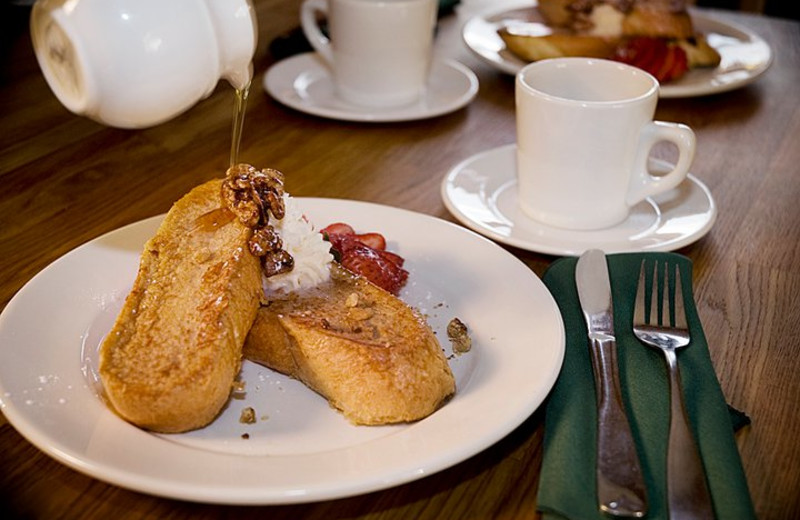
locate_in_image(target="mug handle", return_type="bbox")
[626,121,696,206]
[300,0,334,66]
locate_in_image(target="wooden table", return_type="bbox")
[1,1,798,518]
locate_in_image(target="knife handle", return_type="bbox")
[590,334,648,518]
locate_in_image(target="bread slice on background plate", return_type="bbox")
[498,0,720,76]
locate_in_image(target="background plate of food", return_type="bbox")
[462,0,772,97]
[0,197,564,505]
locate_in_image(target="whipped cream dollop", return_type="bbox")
[262,195,333,294]
[585,3,625,36]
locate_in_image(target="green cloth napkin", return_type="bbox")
[537,252,755,520]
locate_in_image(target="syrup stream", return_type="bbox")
[230,82,251,167]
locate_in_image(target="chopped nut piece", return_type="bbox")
[263,249,294,277]
[345,292,359,307]
[231,380,247,399]
[348,307,374,321]
[239,406,256,424]
[249,226,283,256]
[447,317,472,354]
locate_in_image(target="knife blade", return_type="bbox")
[576,249,648,518]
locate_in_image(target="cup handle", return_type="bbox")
[300,0,334,66]
[626,121,696,206]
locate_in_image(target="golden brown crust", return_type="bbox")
[537,0,574,27]
[622,5,694,39]
[499,25,619,61]
[99,179,262,433]
[244,264,455,425]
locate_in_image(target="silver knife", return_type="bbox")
[576,249,648,518]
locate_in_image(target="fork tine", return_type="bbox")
[651,261,661,326]
[664,261,675,327]
[634,260,648,325]
[673,264,687,330]
[658,262,666,327]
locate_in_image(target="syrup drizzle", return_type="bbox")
[229,82,251,167]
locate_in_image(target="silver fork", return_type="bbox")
[633,261,715,520]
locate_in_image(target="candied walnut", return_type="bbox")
[263,250,294,277]
[221,164,293,279]
[231,199,261,228]
[264,188,285,220]
[447,317,472,354]
[249,226,283,257]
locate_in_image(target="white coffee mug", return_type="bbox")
[516,58,696,230]
[30,0,257,129]
[301,0,437,107]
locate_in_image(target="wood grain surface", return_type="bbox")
[1,1,798,519]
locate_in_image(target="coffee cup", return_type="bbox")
[300,0,437,108]
[515,58,696,230]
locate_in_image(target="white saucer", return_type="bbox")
[263,53,479,122]
[441,144,717,256]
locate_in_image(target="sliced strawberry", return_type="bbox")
[665,44,689,82]
[321,222,355,238]
[652,42,688,83]
[631,38,660,74]
[614,38,649,67]
[353,232,386,251]
[339,244,409,294]
[648,39,670,78]
[378,249,405,268]
[321,223,408,294]
[324,231,354,254]
[322,225,386,251]
[614,37,680,83]
[655,42,677,82]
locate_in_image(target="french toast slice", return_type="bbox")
[244,263,456,425]
[99,178,263,433]
[499,24,619,61]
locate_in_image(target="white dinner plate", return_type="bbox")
[0,198,564,505]
[441,144,717,255]
[462,1,772,98]
[263,53,479,122]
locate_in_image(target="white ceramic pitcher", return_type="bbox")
[30,0,257,129]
